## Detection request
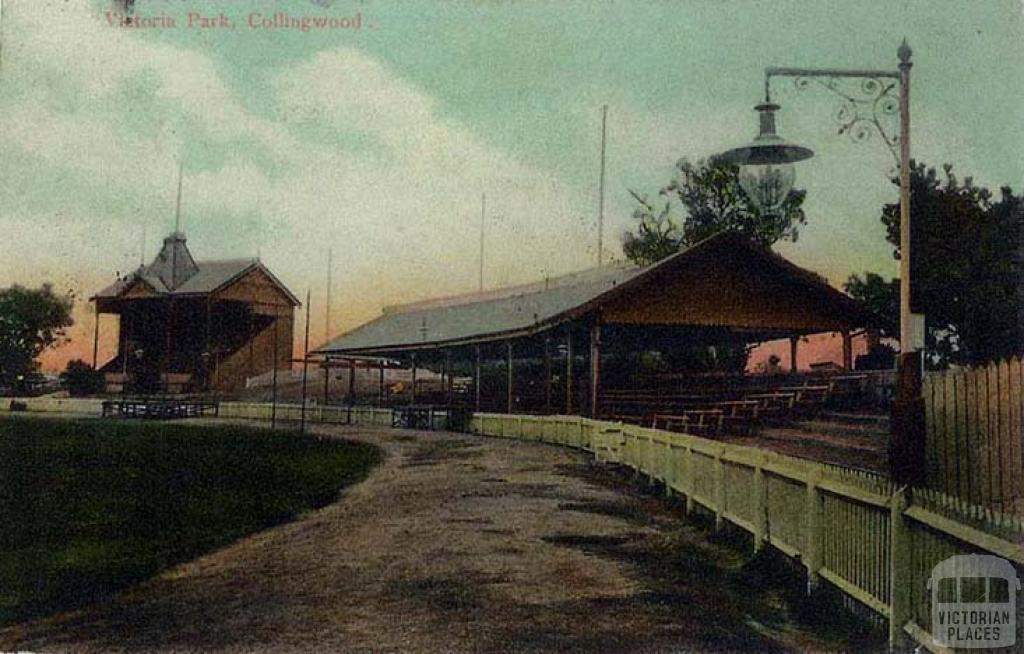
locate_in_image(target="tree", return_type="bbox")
[620,158,807,373]
[61,359,105,397]
[622,157,807,265]
[0,284,74,390]
[849,161,1023,367]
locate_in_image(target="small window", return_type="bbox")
[989,577,1010,603]
[937,577,958,603]
[961,577,987,603]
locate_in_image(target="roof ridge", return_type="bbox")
[383,261,637,315]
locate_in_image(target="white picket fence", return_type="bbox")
[468,413,1024,653]
[4,398,1022,651]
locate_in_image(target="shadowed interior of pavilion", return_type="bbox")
[316,232,891,465]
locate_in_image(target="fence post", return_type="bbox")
[888,486,911,651]
[714,446,726,531]
[753,452,767,553]
[663,436,674,498]
[804,464,824,592]
[683,445,694,515]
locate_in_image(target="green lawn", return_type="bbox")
[0,417,380,626]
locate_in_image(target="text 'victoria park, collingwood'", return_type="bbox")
[105,10,365,32]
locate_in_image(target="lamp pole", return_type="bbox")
[719,41,924,486]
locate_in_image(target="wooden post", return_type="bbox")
[589,319,601,418]
[204,298,212,391]
[474,345,482,412]
[713,447,726,531]
[543,337,552,415]
[804,465,824,592]
[299,290,311,434]
[565,328,573,414]
[271,317,278,428]
[444,350,452,405]
[410,353,417,404]
[92,305,100,369]
[842,330,853,370]
[790,336,799,373]
[752,453,767,552]
[347,359,356,406]
[164,298,175,394]
[378,359,385,407]
[663,438,674,498]
[888,487,911,651]
[322,357,330,405]
[683,446,694,515]
[506,341,514,414]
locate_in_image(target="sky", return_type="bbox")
[1,0,1022,371]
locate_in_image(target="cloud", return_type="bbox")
[3,2,602,369]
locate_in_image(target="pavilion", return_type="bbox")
[91,231,300,394]
[314,231,884,418]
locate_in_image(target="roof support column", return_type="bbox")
[323,359,330,405]
[506,341,514,414]
[204,299,212,391]
[445,350,453,405]
[565,327,573,415]
[92,305,100,369]
[474,345,482,412]
[842,331,853,371]
[589,319,601,419]
[543,337,552,415]
[164,298,175,394]
[378,359,385,407]
[348,359,356,406]
[410,353,417,405]
[790,336,799,374]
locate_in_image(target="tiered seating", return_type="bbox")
[600,372,869,437]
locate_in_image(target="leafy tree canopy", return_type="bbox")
[846,161,1023,367]
[0,284,74,388]
[622,158,807,266]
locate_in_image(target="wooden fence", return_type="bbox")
[469,412,1024,653]
[924,356,1024,514]
[4,397,1023,651]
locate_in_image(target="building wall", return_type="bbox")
[211,268,296,392]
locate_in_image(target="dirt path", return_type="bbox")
[1,425,881,653]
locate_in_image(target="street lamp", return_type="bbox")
[718,101,813,215]
[717,41,925,489]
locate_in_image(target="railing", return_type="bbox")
[4,397,1022,651]
[217,401,394,427]
[469,412,1024,653]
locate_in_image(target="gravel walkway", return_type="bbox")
[1,424,881,653]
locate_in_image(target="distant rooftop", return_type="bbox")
[91,232,299,305]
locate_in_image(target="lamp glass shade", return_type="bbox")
[738,162,795,214]
[718,102,813,213]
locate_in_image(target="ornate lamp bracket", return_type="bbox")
[766,67,902,164]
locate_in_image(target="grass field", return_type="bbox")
[0,417,380,626]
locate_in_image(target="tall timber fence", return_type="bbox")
[3,397,1023,651]
[468,413,1024,653]
[924,356,1024,515]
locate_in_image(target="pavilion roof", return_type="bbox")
[315,231,884,355]
[91,232,300,305]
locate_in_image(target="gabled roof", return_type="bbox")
[316,231,883,355]
[91,232,300,305]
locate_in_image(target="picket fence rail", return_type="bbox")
[3,398,1022,651]
[467,412,1024,653]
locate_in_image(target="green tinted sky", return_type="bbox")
[2,0,1022,364]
